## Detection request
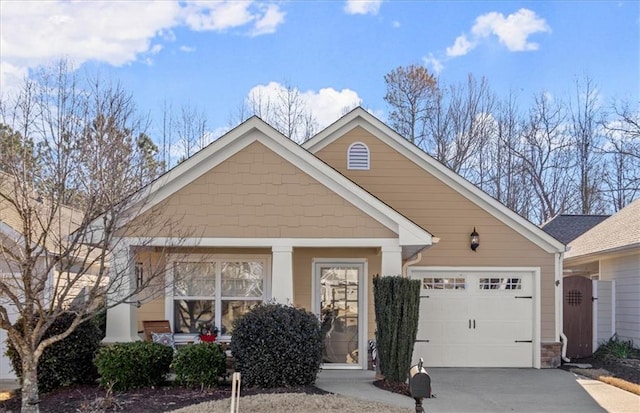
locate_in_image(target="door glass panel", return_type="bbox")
[320,266,359,364]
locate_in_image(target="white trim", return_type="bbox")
[312,259,368,370]
[611,279,616,339]
[121,237,403,248]
[407,266,541,369]
[304,108,564,254]
[555,252,563,345]
[593,280,599,351]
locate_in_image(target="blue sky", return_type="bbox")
[1,0,638,143]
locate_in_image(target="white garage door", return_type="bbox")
[410,268,534,368]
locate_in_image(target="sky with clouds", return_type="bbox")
[1,0,638,142]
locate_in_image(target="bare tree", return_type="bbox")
[601,99,640,210]
[0,61,185,413]
[482,92,532,217]
[176,104,208,163]
[514,92,575,223]
[236,82,318,144]
[569,77,606,214]
[384,64,438,148]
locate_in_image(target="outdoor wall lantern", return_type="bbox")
[470,227,480,251]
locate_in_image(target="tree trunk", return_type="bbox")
[21,355,40,413]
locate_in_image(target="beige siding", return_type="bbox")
[292,247,381,340]
[315,126,557,341]
[128,141,395,239]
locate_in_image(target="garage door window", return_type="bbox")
[423,277,466,290]
[479,277,522,290]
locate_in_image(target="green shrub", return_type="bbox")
[94,341,174,391]
[172,343,227,388]
[595,334,639,361]
[6,312,103,393]
[373,275,420,383]
[230,303,323,388]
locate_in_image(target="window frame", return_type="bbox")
[166,254,270,340]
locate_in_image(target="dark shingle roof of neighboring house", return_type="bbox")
[566,198,640,259]
[541,214,610,245]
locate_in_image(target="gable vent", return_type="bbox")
[347,142,370,170]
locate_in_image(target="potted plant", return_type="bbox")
[198,322,219,343]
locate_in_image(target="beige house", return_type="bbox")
[0,176,104,379]
[102,108,565,369]
[563,198,640,355]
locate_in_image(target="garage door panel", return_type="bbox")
[467,343,533,367]
[414,342,470,367]
[411,269,535,368]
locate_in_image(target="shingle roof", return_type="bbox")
[565,198,640,259]
[541,214,610,245]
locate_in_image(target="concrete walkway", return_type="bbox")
[316,368,640,413]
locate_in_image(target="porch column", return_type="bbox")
[381,244,402,276]
[103,240,140,343]
[271,245,294,305]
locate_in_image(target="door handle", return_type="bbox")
[469,319,471,329]
[473,320,476,329]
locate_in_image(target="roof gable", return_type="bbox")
[304,107,565,254]
[118,116,432,247]
[566,198,640,259]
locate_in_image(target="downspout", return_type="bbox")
[560,331,570,363]
[402,252,422,277]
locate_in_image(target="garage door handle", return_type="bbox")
[515,296,532,299]
[469,320,471,329]
[515,340,532,343]
[473,320,476,329]
[415,339,430,343]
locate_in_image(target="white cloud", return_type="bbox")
[0,1,285,92]
[179,45,196,53]
[422,53,444,74]
[246,82,362,131]
[392,20,401,28]
[446,8,550,57]
[446,35,476,57]
[250,4,286,36]
[344,0,383,15]
[302,87,362,128]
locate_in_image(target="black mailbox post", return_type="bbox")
[408,358,431,413]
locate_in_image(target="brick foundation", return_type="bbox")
[541,342,562,368]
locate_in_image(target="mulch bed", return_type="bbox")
[559,356,640,385]
[0,383,328,413]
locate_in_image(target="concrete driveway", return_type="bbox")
[316,368,640,413]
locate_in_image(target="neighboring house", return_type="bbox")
[562,199,640,358]
[542,214,610,245]
[101,107,565,369]
[0,176,103,379]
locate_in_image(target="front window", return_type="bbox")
[172,257,267,336]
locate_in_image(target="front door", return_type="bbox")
[313,261,365,369]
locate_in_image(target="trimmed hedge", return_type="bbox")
[94,341,173,391]
[172,343,227,388]
[6,312,103,393]
[230,303,323,387]
[373,275,420,383]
